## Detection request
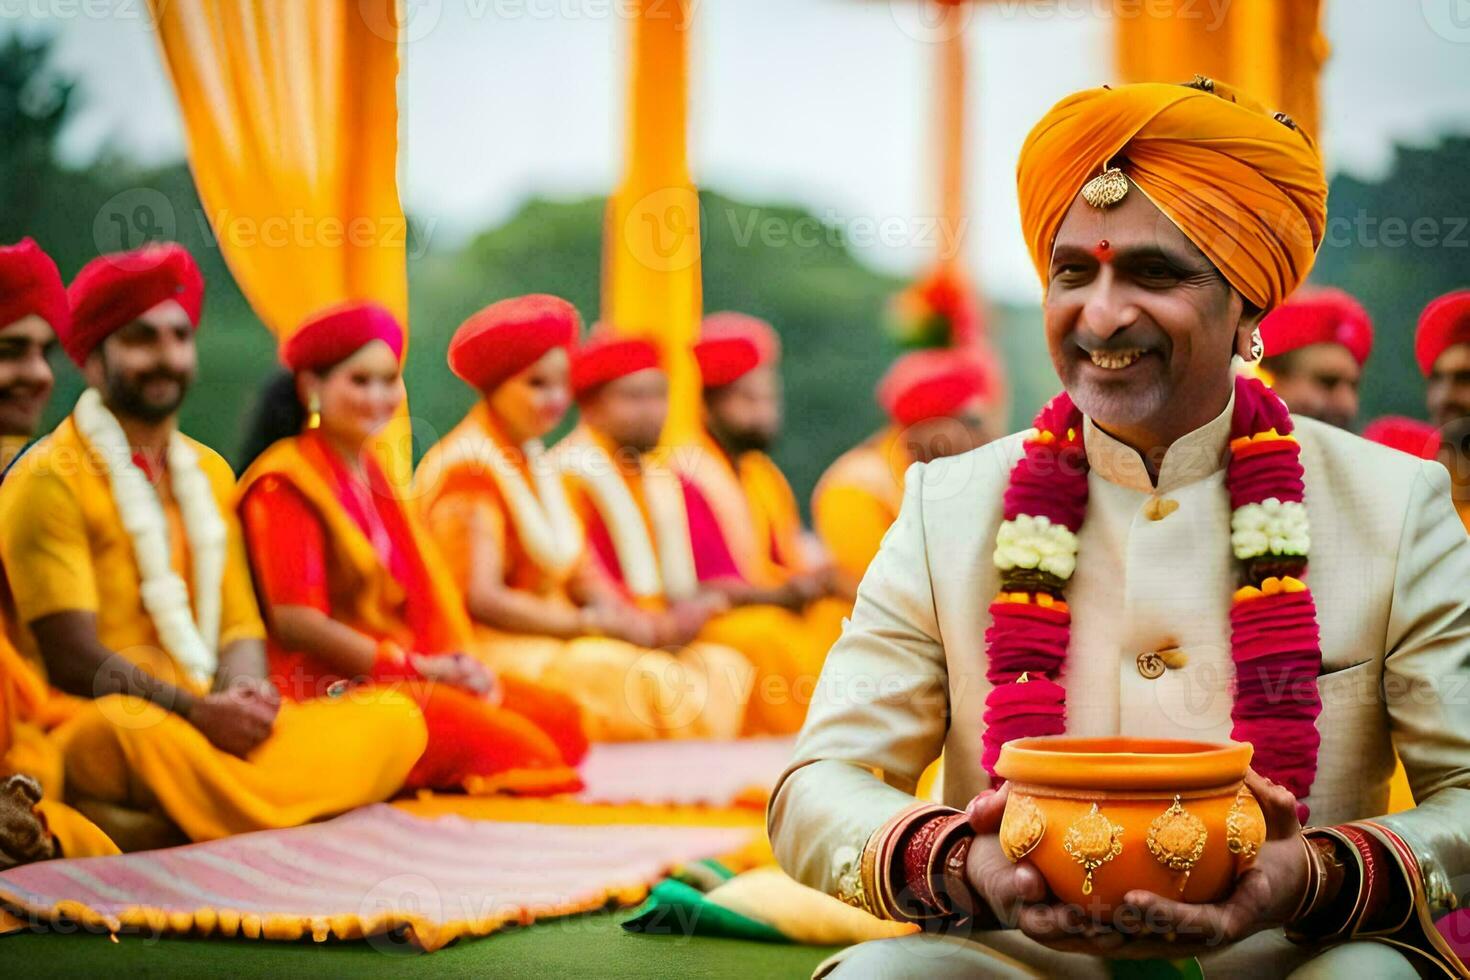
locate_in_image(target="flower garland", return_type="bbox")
[438,431,583,579]
[983,374,1323,812]
[73,388,227,686]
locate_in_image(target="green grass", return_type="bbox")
[0,906,841,979]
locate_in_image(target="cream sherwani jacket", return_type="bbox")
[769,396,1470,972]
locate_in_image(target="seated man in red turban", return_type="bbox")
[813,347,999,591]
[0,243,427,847]
[1416,289,1470,531]
[772,79,1469,976]
[0,238,119,864]
[1258,287,1372,430]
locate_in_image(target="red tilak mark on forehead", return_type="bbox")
[1090,239,1113,262]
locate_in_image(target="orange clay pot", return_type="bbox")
[994,736,1266,918]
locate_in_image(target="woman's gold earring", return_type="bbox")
[306,392,322,430]
[1248,328,1264,362]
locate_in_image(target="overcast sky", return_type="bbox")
[12,0,1470,302]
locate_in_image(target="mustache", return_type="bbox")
[1070,331,1166,355]
[135,370,188,386]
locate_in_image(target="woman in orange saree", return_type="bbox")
[237,302,587,795]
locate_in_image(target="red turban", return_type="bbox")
[449,294,580,392]
[1414,290,1470,377]
[1017,80,1327,313]
[877,349,992,427]
[282,301,405,373]
[0,238,68,335]
[571,331,661,399]
[694,312,780,388]
[1363,416,1440,461]
[64,243,204,366]
[1260,287,1373,366]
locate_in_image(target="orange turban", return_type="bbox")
[1017,80,1327,313]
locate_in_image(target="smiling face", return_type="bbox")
[0,315,56,437]
[304,340,405,449]
[487,346,573,443]
[1044,186,1259,444]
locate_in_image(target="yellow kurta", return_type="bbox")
[415,403,749,741]
[0,416,427,842]
[811,427,910,587]
[559,425,822,736]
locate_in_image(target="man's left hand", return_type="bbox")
[1107,770,1309,956]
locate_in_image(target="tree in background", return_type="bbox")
[5,30,1466,507]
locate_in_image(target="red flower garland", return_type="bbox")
[983,375,1323,816]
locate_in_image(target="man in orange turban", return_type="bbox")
[774,80,1468,977]
[1258,287,1373,430]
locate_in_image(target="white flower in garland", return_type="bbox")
[1230,497,1310,560]
[994,514,1079,580]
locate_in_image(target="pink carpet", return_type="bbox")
[0,804,756,950]
[573,736,796,807]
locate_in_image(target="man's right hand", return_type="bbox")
[186,690,278,758]
[964,784,1128,955]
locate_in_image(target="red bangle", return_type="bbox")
[901,815,951,912]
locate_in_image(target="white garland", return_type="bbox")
[556,441,699,601]
[993,514,1079,580]
[439,433,584,578]
[72,388,226,686]
[1230,497,1310,560]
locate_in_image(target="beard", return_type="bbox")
[716,425,773,455]
[1058,358,1172,430]
[103,365,192,423]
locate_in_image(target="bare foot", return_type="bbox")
[0,774,57,869]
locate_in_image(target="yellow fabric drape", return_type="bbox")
[603,0,702,446]
[146,0,408,336]
[1113,0,1327,139]
[146,0,413,477]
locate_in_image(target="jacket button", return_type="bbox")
[1137,647,1188,679]
[1144,497,1179,521]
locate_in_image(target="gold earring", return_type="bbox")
[1249,328,1264,362]
[306,392,322,430]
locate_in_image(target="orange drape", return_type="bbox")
[146,0,412,476]
[1113,0,1328,139]
[146,0,408,336]
[603,0,702,446]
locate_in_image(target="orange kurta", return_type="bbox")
[0,414,426,842]
[561,425,821,735]
[237,433,586,794]
[416,404,751,740]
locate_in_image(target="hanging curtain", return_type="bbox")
[145,0,408,337]
[602,0,702,445]
[1114,0,1327,139]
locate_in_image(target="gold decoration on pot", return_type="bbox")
[1063,803,1124,896]
[1146,795,1208,892]
[1000,793,1046,861]
[1226,785,1266,862]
